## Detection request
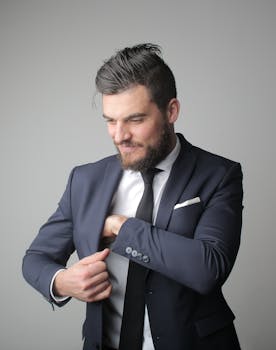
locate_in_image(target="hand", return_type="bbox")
[53,249,112,303]
[102,215,128,239]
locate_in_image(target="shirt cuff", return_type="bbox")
[50,269,70,303]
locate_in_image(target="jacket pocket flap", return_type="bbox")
[195,308,235,338]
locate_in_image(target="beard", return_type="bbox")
[116,122,174,172]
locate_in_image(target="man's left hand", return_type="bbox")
[102,214,128,239]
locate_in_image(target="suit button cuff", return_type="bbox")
[142,255,150,263]
[125,246,132,254]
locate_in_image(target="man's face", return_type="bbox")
[102,85,177,171]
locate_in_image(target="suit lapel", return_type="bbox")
[155,134,197,230]
[85,157,123,253]
[98,157,123,217]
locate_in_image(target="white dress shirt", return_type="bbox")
[103,137,181,349]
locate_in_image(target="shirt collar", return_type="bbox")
[156,135,181,173]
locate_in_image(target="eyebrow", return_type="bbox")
[102,113,147,121]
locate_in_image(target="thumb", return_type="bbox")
[79,248,110,265]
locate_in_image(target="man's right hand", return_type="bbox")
[53,248,112,302]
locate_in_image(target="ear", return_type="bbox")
[166,98,180,124]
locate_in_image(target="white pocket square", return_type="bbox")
[174,197,201,210]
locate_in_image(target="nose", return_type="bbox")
[113,122,131,144]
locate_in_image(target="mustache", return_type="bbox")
[115,141,143,148]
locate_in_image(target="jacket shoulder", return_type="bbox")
[192,145,240,168]
[73,154,119,176]
[178,133,241,172]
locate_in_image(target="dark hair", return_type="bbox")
[95,43,177,113]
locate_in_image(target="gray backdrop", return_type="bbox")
[1,0,275,349]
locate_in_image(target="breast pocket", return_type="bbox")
[167,202,203,238]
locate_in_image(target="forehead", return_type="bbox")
[102,85,154,118]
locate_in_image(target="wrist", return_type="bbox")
[53,269,67,297]
[113,215,127,235]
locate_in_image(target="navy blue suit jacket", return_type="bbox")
[23,134,243,350]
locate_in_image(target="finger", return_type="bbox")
[74,260,108,282]
[87,283,112,303]
[80,249,110,265]
[82,270,109,291]
[84,280,110,301]
[87,260,108,276]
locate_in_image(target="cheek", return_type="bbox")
[135,124,161,143]
[144,124,163,145]
[107,125,115,138]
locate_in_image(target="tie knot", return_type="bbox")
[141,168,161,184]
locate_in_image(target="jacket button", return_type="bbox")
[131,250,138,257]
[125,246,132,254]
[142,255,150,263]
[137,252,143,260]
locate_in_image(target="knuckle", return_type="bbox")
[97,260,106,269]
[80,280,90,291]
[102,271,109,280]
[91,261,106,274]
[79,270,89,280]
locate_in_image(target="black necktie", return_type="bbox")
[119,169,159,350]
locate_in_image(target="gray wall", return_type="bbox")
[1,1,275,349]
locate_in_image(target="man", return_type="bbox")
[22,43,243,350]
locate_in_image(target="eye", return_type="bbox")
[129,116,145,123]
[105,118,116,125]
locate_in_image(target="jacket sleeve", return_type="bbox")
[112,162,243,295]
[22,168,76,305]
